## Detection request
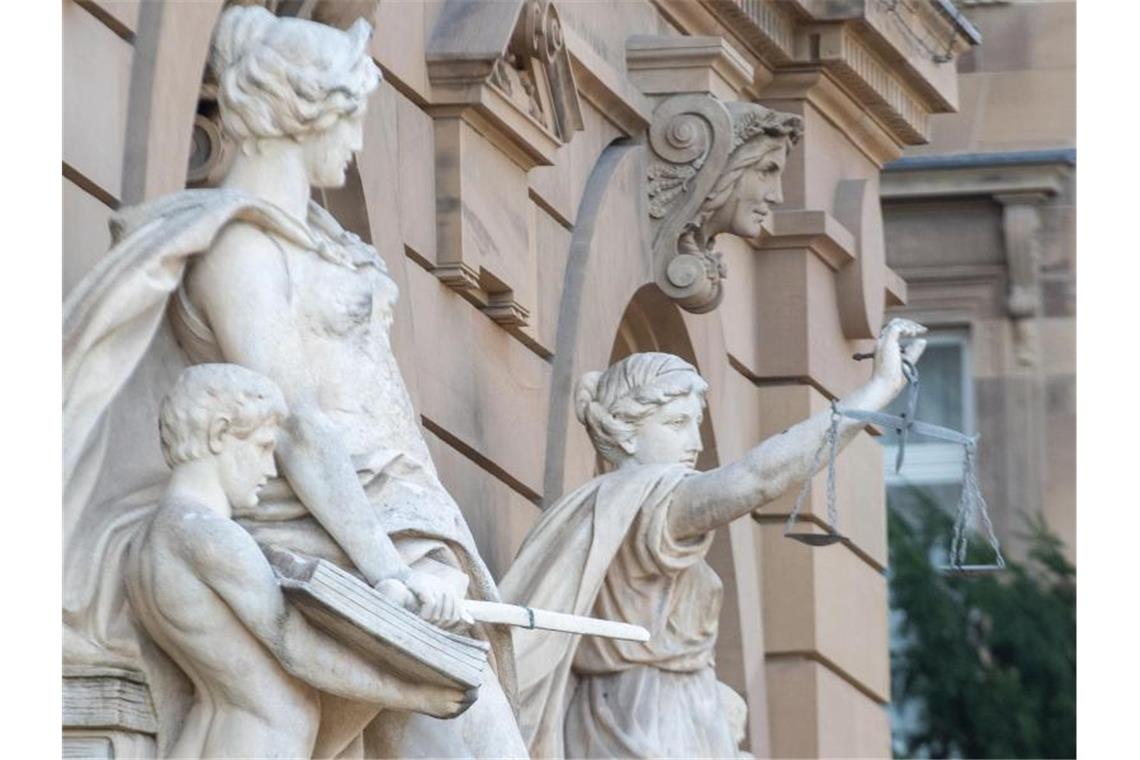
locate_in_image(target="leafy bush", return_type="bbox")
[888,493,1076,759]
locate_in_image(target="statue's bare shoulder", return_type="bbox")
[189,222,291,310]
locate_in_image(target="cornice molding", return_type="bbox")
[703,0,797,65]
[761,69,907,167]
[627,35,755,99]
[700,1,981,149]
[881,160,1070,200]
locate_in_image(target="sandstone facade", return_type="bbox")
[64,1,981,756]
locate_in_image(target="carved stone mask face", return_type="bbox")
[624,392,705,468]
[717,142,788,240]
[213,422,279,510]
[303,109,366,188]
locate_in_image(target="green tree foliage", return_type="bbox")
[888,494,1076,759]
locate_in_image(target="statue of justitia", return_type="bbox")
[500,93,928,757]
[63,6,525,757]
[502,319,926,758]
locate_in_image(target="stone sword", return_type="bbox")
[462,600,650,642]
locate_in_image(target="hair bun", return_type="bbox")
[574,371,602,425]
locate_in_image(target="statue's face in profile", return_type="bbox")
[303,109,366,188]
[216,423,280,510]
[721,142,787,240]
[628,392,704,468]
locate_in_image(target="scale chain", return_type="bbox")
[785,404,842,536]
[785,351,1005,571]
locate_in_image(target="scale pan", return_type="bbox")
[785,532,846,547]
[939,564,1004,577]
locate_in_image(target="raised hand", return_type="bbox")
[871,318,928,395]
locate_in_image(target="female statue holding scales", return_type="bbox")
[500,95,927,757]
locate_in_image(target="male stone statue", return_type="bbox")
[126,364,475,758]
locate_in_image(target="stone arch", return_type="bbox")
[121,0,227,203]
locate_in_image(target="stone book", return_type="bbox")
[266,548,489,690]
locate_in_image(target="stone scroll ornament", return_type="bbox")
[647,96,803,313]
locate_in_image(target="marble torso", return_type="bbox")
[173,209,431,469]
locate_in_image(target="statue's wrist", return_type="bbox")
[384,565,413,585]
[863,375,899,409]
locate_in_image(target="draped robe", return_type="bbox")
[63,188,517,755]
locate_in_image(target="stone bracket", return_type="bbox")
[832,178,887,339]
[996,192,1048,366]
[431,114,534,329]
[646,93,736,313]
[426,0,584,170]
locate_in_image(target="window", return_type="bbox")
[881,331,973,510]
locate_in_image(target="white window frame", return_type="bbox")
[882,329,974,486]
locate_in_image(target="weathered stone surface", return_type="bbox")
[64,8,526,757]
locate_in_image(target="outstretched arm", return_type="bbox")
[667,319,927,540]
[184,515,475,718]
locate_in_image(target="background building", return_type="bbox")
[63,1,981,756]
[881,0,1076,562]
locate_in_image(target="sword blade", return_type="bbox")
[464,600,650,642]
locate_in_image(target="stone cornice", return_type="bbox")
[627,35,755,99]
[698,1,980,148]
[881,158,1071,200]
[761,69,908,166]
[702,0,798,66]
[805,23,931,143]
[754,209,856,271]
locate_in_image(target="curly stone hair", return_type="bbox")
[209,5,381,148]
[574,352,708,465]
[159,363,288,468]
[697,101,804,227]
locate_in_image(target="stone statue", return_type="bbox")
[647,96,803,313]
[499,318,927,757]
[126,364,475,758]
[63,5,525,756]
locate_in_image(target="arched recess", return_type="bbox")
[543,140,772,754]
